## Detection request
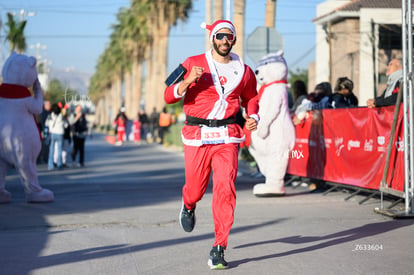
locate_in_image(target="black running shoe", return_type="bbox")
[208,245,228,270]
[179,202,195,232]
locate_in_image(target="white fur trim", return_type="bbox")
[249,114,260,123]
[210,22,236,42]
[173,82,185,98]
[204,50,245,119]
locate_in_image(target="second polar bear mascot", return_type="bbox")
[249,51,295,196]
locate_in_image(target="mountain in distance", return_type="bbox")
[48,67,91,96]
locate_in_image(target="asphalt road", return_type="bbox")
[0,133,413,275]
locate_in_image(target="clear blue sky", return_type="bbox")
[0,0,322,75]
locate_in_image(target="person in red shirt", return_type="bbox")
[164,19,259,270]
[113,107,128,146]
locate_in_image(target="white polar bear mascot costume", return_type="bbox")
[0,52,54,203]
[249,51,295,196]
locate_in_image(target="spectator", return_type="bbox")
[132,114,141,143]
[290,80,308,112]
[158,107,171,144]
[70,104,88,167]
[149,107,159,142]
[37,100,51,164]
[138,109,150,143]
[367,58,403,108]
[293,81,332,124]
[40,100,51,133]
[45,103,66,170]
[331,77,358,109]
[54,105,71,167]
[307,81,332,109]
[113,107,128,146]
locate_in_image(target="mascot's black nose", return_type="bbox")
[255,70,259,75]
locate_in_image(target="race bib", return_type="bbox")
[201,126,229,144]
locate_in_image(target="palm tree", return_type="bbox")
[144,0,192,113]
[214,0,223,21]
[90,0,192,128]
[205,0,212,51]
[233,0,246,60]
[265,0,276,28]
[4,12,27,53]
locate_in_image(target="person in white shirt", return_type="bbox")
[45,103,67,170]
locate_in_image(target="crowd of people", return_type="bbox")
[38,100,90,170]
[112,106,174,145]
[292,58,402,124]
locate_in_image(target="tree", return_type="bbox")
[4,12,27,53]
[144,0,192,113]
[265,0,276,28]
[46,78,79,105]
[233,0,246,59]
[89,0,192,128]
[214,0,223,21]
[288,68,308,89]
[205,0,212,51]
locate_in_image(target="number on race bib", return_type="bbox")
[201,126,229,144]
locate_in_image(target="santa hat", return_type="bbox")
[200,20,236,42]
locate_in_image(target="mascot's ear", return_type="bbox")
[28,56,37,68]
[275,50,284,57]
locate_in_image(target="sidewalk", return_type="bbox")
[0,134,413,275]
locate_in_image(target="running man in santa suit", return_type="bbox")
[164,19,259,270]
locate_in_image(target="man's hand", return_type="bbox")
[187,66,204,84]
[292,116,302,125]
[177,66,204,96]
[245,117,257,131]
[366,98,375,108]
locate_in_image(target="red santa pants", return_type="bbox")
[183,143,239,249]
[117,126,125,142]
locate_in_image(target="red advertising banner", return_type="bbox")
[287,105,404,192]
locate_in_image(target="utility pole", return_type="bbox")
[225,0,230,20]
[29,43,47,71]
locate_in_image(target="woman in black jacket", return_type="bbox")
[330,77,358,109]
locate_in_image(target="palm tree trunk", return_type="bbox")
[105,90,113,126]
[214,0,223,21]
[233,0,246,59]
[144,42,154,113]
[265,0,276,28]
[124,70,133,117]
[205,0,212,51]
[146,0,169,114]
[131,60,143,118]
[155,10,170,112]
[95,98,102,128]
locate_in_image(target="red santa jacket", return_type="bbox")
[164,51,259,146]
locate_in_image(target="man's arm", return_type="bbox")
[240,66,259,131]
[374,93,397,107]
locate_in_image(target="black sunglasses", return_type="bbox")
[214,33,235,41]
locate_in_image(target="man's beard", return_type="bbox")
[213,41,232,57]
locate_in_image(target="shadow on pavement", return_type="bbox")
[231,219,414,268]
